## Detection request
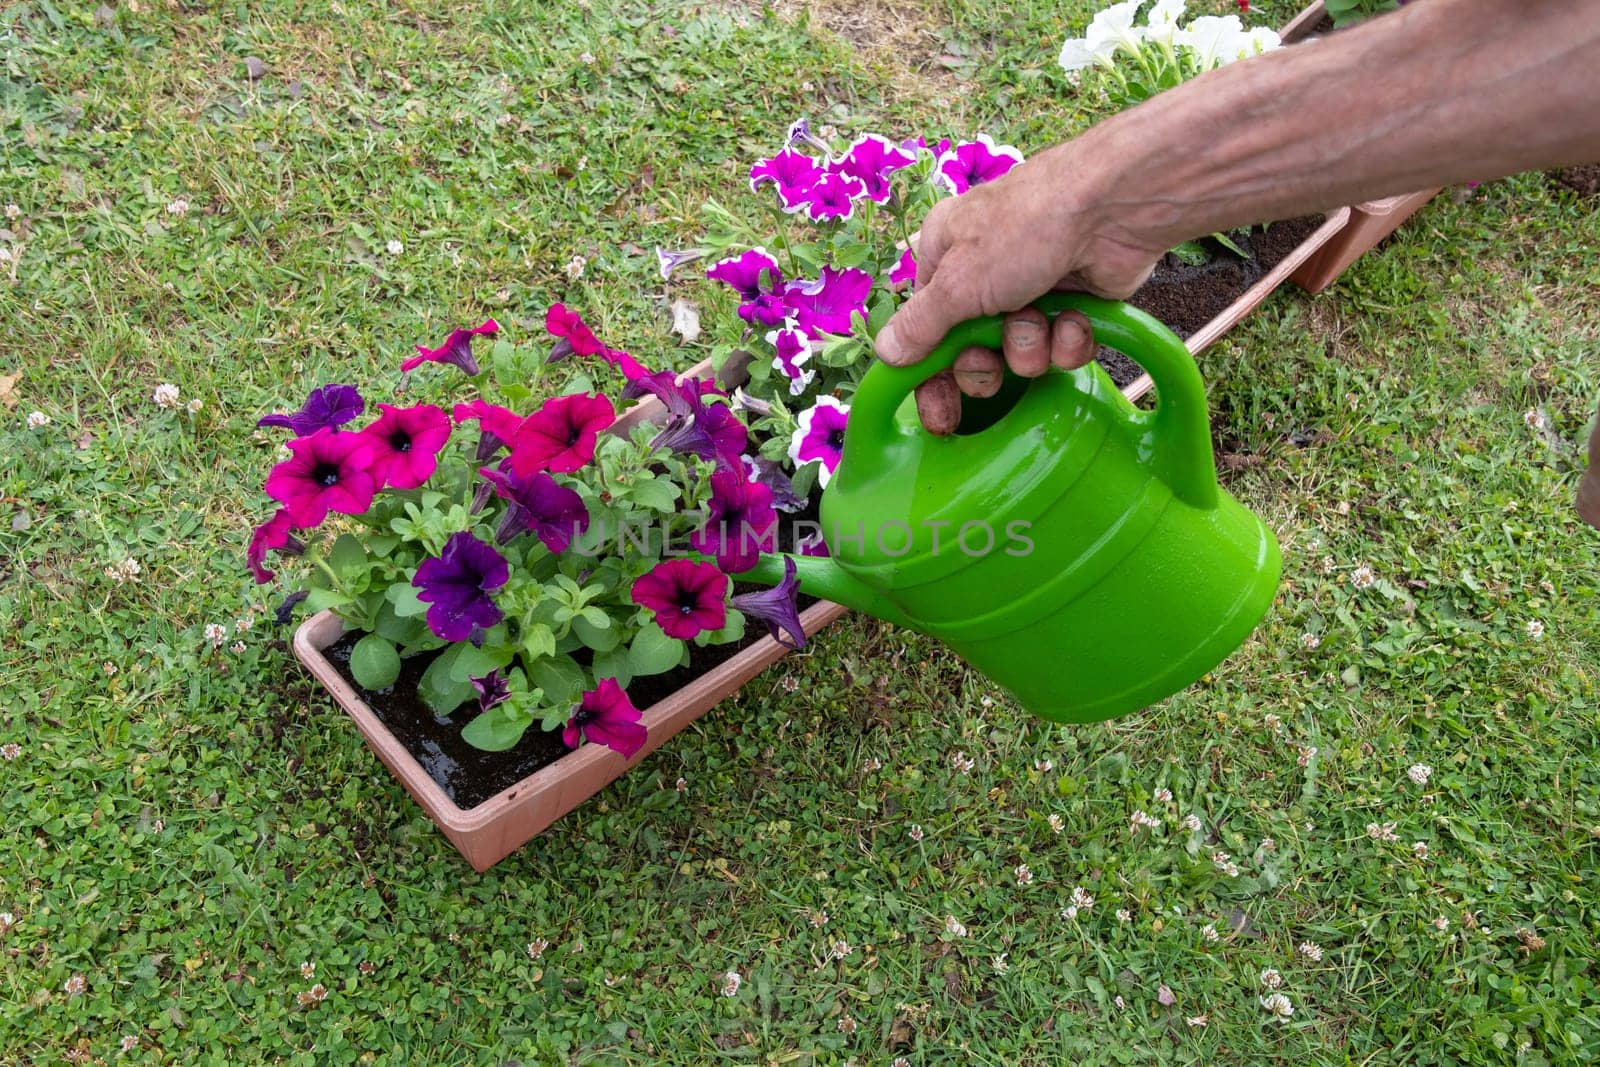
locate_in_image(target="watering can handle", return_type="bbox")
[852,292,1219,511]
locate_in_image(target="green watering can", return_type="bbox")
[741,293,1281,723]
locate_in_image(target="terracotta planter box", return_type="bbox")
[1279,1,1441,294]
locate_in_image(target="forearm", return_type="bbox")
[1071,0,1600,251]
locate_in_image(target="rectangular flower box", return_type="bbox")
[1278,0,1441,295]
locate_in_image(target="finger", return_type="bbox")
[912,198,955,290]
[1001,308,1051,378]
[953,347,1004,397]
[914,371,961,435]
[1050,310,1095,370]
[876,268,967,367]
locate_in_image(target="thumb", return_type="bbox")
[874,272,966,367]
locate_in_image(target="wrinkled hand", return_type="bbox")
[874,144,1165,434]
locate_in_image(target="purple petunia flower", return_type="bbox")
[412,531,509,642]
[936,135,1024,196]
[632,558,729,640]
[263,428,378,528]
[782,266,874,338]
[743,456,805,513]
[705,248,790,327]
[888,246,917,291]
[247,507,304,584]
[650,393,748,468]
[257,384,365,436]
[655,246,707,280]
[563,677,647,759]
[479,464,590,552]
[650,412,717,461]
[786,118,832,155]
[403,320,499,375]
[471,669,511,713]
[749,148,823,213]
[359,403,452,490]
[830,135,917,204]
[508,393,615,477]
[798,529,830,557]
[691,467,777,573]
[788,396,849,488]
[803,171,866,222]
[730,555,806,649]
[764,326,815,396]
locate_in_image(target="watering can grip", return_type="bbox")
[854,292,1219,510]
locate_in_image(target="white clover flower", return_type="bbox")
[1260,967,1284,989]
[1035,758,1053,772]
[1186,1014,1208,1028]
[1526,619,1545,639]
[1014,863,1034,886]
[63,975,86,996]
[1413,841,1429,859]
[0,744,15,761]
[186,397,203,414]
[152,383,181,409]
[829,939,852,960]
[1259,837,1276,853]
[3,204,18,219]
[1351,565,1376,589]
[579,51,596,64]
[944,916,968,938]
[1263,713,1281,732]
[230,641,247,654]
[1061,905,1079,920]
[721,970,741,997]
[1130,809,1162,831]
[836,1015,856,1034]
[1298,745,1317,768]
[675,776,688,793]
[0,246,13,264]
[991,953,1009,975]
[1211,851,1240,878]
[300,961,315,979]
[1298,940,1324,962]
[950,751,975,774]
[26,411,50,429]
[203,623,227,648]
[385,239,403,256]
[1153,787,1173,803]
[1523,409,1547,431]
[166,197,190,217]
[1071,886,1094,911]
[296,983,329,1006]
[120,1035,139,1051]
[526,938,549,960]
[1200,923,1219,943]
[1367,822,1399,842]
[862,757,882,773]
[565,255,587,280]
[908,824,924,842]
[105,558,142,584]
[1047,814,1065,834]
[234,616,253,634]
[0,912,14,932]
[1407,763,1432,785]
[1115,908,1131,922]
[1260,992,1293,1021]
[809,910,829,928]
[1301,632,1321,650]
[1433,916,1450,931]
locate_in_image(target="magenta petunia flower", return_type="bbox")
[621,369,720,419]
[452,399,525,458]
[936,135,1024,195]
[479,463,590,552]
[730,555,806,648]
[783,266,874,338]
[764,326,815,396]
[888,246,917,291]
[264,428,378,527]
[798,529,830,557]
[749,148,823,213]
[544,303,650,381]
[804,170,866,222]
[508,393,614,477]
[257,384,364,436]
[412,531,509,642]
[632,558,729,640]
[563,678,647,759]
[247,507,304,584]
[403,320,499,375]
[787,396,849,488]
[830,135,916,204]
[743,455,805,513]
[705,248,789,327]
[691,467,777,573]
[359,403,452,490]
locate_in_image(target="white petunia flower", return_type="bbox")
[1176,15,1245,69]
[1084,0,1147,60]
[1143,0,1187,45]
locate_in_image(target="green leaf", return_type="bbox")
[572,614,620,652]
[528,656,586,707]
[628,623,684,677]
[627,476,678,513]
[594,646,633,689]
[790,461,820,505]
[522,622,558,660]
[372,601,428,646]
[349,634,401,691]
[1170,240,1209,267]
[366,534,401,558]
[418,647,474,715]
[460,704,533,752]
[303,587,351,615]
[385,581,428,618]
[328,533,367,579]
[447,643,511,683]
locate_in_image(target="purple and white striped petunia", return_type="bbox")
[782,266,874,338]
[788,395,849,488]
[743,455,805,513]
[655,246,706,280]
[764,326,815,396]
[803,170,867,222]
[749,148,823,213]
[830,135,917,204]
[888,246,917,291]
[786,118,833,155]
[705,248,790,327]
[936,135,1024,196]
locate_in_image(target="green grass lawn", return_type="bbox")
[2,0,1598,1062]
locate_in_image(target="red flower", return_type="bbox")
[359,403,452,490]
[263,428,377,527]
[563,678,647,759]
[508,393,614,476]
[632,559,728,640]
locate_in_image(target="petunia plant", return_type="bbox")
[249,310,808,758]
[666,120,1025,505]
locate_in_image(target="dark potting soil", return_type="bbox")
[325,504,825,811]
[1095,214,1325,373]
[1549,163,1600,199]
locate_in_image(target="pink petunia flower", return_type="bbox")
[403,320,498,374]
[247,507,304,584]
[564,678,647,759]
[936,135,1024,195]
[508,393,615,476]
[632,559,729,640]
[359,403,452,489]
[264,428,378,527]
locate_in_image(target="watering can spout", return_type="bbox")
[738,553,916,630]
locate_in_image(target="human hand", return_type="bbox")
[874,143,1166,433]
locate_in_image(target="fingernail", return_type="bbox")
[1057,316,1088,348]
[875,323,905,365]
[1004,319,1043,349]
